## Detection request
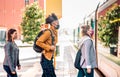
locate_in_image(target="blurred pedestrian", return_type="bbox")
[3,29,21,77]
[36,13,60,77]
[77,25,97,77]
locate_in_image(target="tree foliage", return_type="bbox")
[21,2,44,43]
[98,5,119,47]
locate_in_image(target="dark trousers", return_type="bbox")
[77,68,94,77]
[40,54,56,77]
[3,65,17,77]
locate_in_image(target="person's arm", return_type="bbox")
[5,42,15,72]
[84,39,92,73]
[36,30,52,51]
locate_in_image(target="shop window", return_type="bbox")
[25,0,29,6]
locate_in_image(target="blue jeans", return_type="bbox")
[3,65,17,77]
[77,68,94,77]
[40,54,56,77]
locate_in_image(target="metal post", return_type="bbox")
[84,16,86,25]
[118,26,120,57]
[78,27,80,40]
[95,2,100,66]
[54,50,56,69]
[73,29,75,43]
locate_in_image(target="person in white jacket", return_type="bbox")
[77,25,97,77]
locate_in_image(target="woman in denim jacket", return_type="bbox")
[3,29,21,77]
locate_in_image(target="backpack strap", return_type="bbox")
[45,29,54,45]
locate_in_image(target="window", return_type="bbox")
[0,30,6,44]
[25,0,29,6]
[34,0,38,2]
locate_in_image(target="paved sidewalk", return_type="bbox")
[0,37,101,77]
[19,41,78,77]
[19,42,100,77]
[0,40,78,77]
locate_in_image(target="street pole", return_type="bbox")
[73,29,75,43]
[95,2,100,66]
[78,27,80,41]
[84,16,86,25]
[54,50,56,69]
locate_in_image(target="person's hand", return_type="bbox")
[11,71,16,74]
[18,66,21,70]
[50,45,55,51]
[87,68,91,73]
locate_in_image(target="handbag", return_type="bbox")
[74,36,90,70]
[74,49,82,70]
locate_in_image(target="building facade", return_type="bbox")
[0,0,62,41]
[0,0,44,39]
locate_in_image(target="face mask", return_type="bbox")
[55,25,60,29]
[90,30,94,36]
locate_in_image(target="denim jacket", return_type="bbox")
[3,41,20,72]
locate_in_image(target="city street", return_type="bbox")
[0,0,120,77]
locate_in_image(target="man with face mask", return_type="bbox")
[36,13,60,77]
